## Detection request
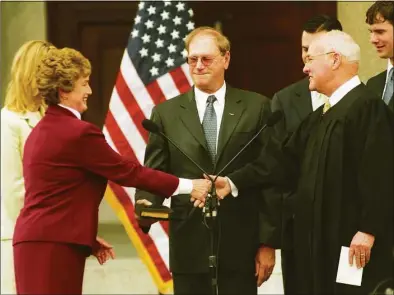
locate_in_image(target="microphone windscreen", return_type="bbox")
[266,110,283,127]
[142,119,160,134]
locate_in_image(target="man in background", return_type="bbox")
[365,1,393,111]
[135,27,277,294]
[270,15,342,295]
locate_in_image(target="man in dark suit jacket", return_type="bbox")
[271,15,342,295]
[135,27,276,294]
[365,1,393,112]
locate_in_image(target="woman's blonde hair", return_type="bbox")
[4,40,56,114]
[36,47,91,106]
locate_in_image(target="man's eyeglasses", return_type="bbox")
[187,54,222,67]
[304,52,335,64]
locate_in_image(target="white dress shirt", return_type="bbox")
[311,76,361,112]
[58,103,82,119]
[328,75,361,107]
[311,91,327,111]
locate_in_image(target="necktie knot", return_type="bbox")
[207,95,217,105]
[322,95,331,114]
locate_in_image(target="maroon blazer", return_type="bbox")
[13,105,178,249]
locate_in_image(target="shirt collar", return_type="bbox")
[387,59,393,80]
[194,82,226,107]
[58,104,81,119]
[329,75,361,107]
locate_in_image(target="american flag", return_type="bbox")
[102,1,194,293]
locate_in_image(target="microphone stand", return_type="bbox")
[202,122,273,295]
[143,119,220,293]
[142,113,283,295]
[201,120,274,295]
[198,111,284,295]
[203,177,219,295]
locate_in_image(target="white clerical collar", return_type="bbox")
[58,104,81,120]
[329,75,361,107]
[194,82,226,107]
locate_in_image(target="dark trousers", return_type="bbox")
[173,271,257,295]
[281,209,297,295]
[281,248,296,295]
[14,241,88,295]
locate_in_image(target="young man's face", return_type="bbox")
[368,14,393,60]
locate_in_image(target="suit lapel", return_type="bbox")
[179,89,209,151]
[376,71,387,98]
[292,78,312,121]
[216,87,245,164]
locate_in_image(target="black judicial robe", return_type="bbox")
[229,83,393,294]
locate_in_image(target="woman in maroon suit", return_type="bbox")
[13,47,210,295]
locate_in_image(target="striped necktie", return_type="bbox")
[202,95,217,165]
[382,67,393,105]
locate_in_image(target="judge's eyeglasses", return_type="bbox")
[305,52,335,64]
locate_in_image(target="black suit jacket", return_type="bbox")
[271,77,312,136]
[269,77,313,250]
[366,70,393,111]
[135,86,277,274]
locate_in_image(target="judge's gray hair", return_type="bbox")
[313,30,360,63]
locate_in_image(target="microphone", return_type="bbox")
[142,110,283,219]
[142,119,211,178]
[266,110,283,127]
[206,110,282,218]
[214,110,283,179]
[142,118,214,219]
[142,110,283,180]
[141,119,160,134]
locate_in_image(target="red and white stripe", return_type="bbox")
[103,49,193,283]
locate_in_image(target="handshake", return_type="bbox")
[189,175,232,208]
[136,175,232,227]
[136,175,232,210]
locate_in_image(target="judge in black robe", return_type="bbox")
[286,82,392,294]
[213,31,393,294]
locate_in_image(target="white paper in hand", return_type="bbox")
[336,246,363,286]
